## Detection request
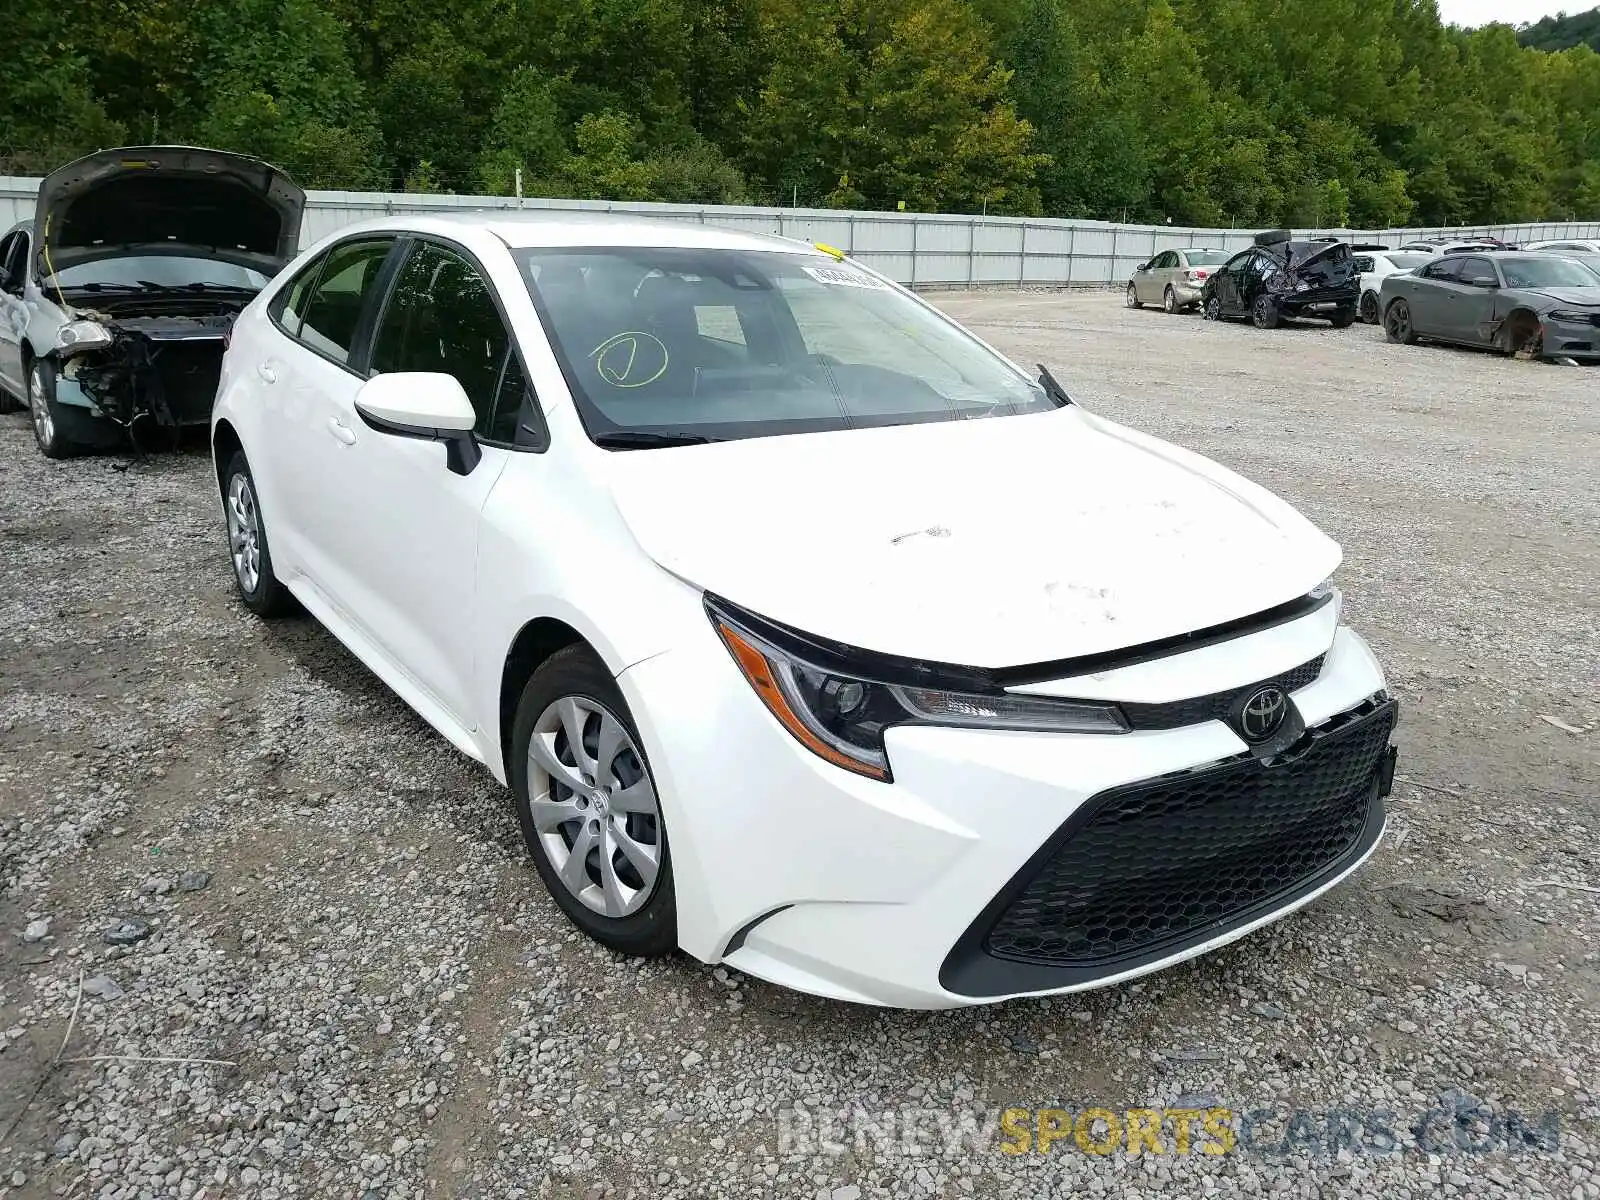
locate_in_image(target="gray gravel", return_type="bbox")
[1,292,1596,1198]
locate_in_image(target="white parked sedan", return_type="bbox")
[212,213,1399,1009]
[1352,250,1433,324]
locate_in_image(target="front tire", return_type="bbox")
[1251,295,1281,330]
[27,359,79,459]
[1384,299,1417,345]
[1359,291,1379,324]
[221,451,296,617]
[511,645,677,958]
[1203,296,1222,321]
[1125,283,1143,309]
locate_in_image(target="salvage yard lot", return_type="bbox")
[1,289,1596,1199]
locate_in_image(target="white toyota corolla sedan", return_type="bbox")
[211,212,1399,1009]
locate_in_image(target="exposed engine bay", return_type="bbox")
[55,290,251,447]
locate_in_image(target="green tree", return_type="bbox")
[477,69,568,196]
[742,0,1044,213]
[190,0,387,188]
[0,0,124,173]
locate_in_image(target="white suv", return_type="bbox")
[211,212,1398,1008]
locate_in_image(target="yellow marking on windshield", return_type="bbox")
[591,332,669,388]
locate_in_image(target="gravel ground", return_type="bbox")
[1,292,1596,1200]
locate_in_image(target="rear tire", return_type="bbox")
[1125,283,1143,309]
[221,451,297,617]
[1329,307,1357,329]
[511,645,677,958]
[1163,286,1181,314]
[27,359,80,459]
[1251,295,1281,330]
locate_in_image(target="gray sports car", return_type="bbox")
[1378,251,1600,362]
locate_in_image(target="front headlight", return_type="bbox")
[1547,310,1588,322]
[56,319,112,354]
[708,601,1128,782]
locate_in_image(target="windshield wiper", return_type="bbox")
[164,282,259,293]
[592,429,723,450]
[1038,364,1074,407]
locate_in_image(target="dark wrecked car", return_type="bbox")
[0,146,304,458]
[1200,231,1360,329]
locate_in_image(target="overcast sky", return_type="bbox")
[1435,0,1588,26]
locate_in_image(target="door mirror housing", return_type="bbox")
[353,372,482,475]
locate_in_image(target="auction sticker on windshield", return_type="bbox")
[804,264,889,289]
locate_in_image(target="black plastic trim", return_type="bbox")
[721,904,794,958]
[704,590,1333,696]
[938,698,1398,999]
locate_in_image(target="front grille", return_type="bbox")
[983,700,1396,969]
[1119,655,1325,731]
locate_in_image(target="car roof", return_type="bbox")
[329,210,814,255]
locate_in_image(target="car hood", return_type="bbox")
[34,146,305,280]
[603,408,1340,668]
[1520,286,1600,307]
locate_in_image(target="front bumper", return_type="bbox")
[617,609,1394,1009]
[1541,315,1600,361]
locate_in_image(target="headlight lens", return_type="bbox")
[1548,309,1587,322]
[710,606,1128,782]
[56,319,112,353]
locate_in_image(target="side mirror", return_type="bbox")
[354,372,482,476]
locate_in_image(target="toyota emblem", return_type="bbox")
[1238,685,1288,742]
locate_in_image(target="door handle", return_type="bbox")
[327,417,357,446]
[257,362,278,384]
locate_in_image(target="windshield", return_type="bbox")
[517,248,1053,444]
[51,255,268,291]
[1500,258,1600,289]
[1185,250,1228,266]
[1384,253,1432,271]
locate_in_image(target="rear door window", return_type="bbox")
[290,240,394,365]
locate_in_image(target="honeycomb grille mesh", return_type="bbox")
[1118,655,1326,731]
[984,703,1395,968]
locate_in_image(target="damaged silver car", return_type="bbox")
[0,146,304,457]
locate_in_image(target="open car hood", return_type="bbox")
[34,146,305,280]
[604,408,1341,669]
